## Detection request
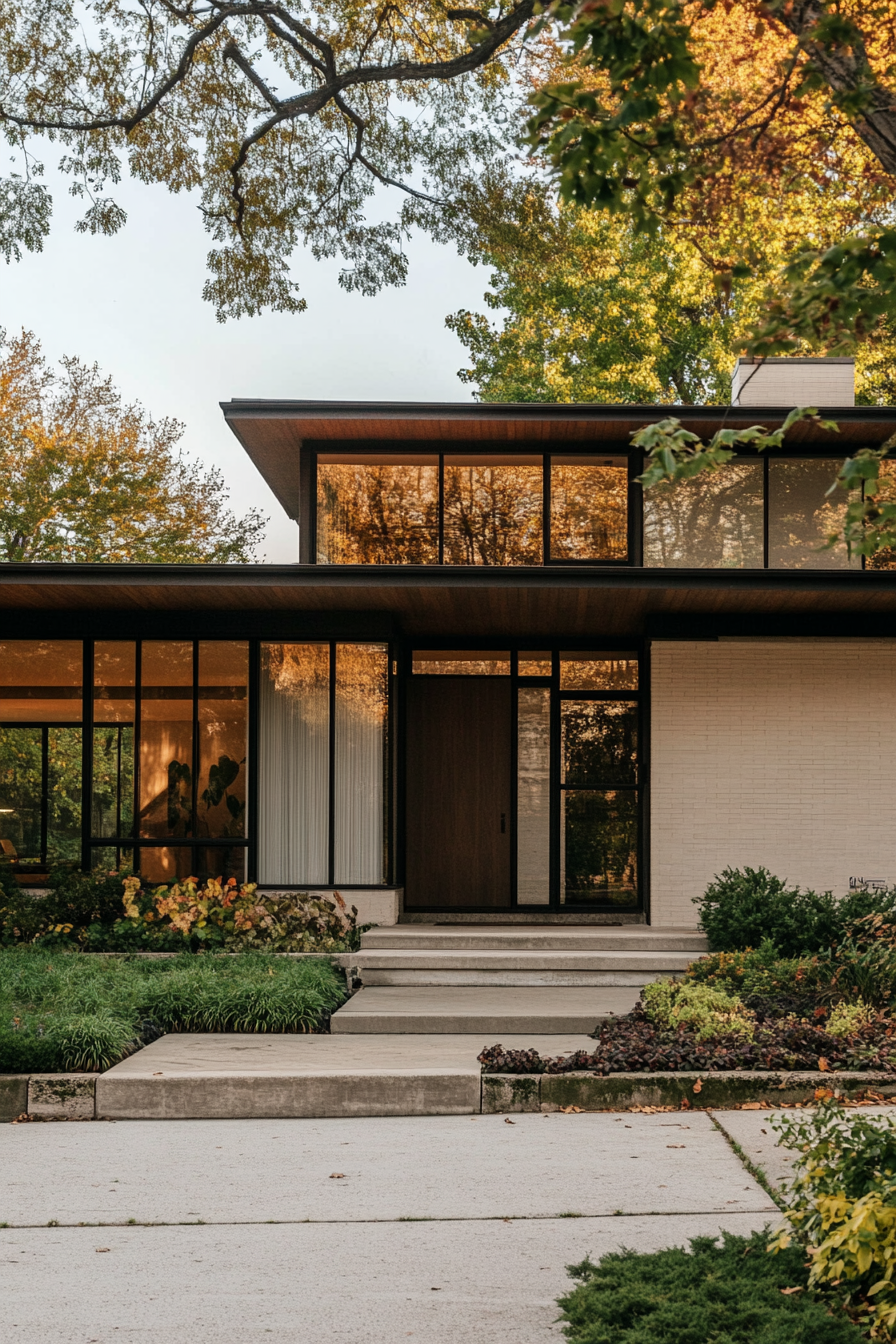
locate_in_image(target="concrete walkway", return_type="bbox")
[96,1032,597,1119]
[1,1110,782,1343]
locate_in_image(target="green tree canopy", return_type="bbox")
[0,0,536,318]
[448,195,896,405]
[0,330,265,561]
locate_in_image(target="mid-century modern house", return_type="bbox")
[3,356,896,932]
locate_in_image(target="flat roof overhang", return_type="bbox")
[3,563,896,640]
[220,400,896,520]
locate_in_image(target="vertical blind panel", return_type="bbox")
[334,644,388,884]
[259,644,330,885]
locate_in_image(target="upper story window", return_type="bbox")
[314,447,884,570]
[315,450,630,566]
[643,455,873,570]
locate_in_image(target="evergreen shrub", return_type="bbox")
[559,1232,864,1344]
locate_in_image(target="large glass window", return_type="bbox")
[316,452,632,567]
[91,640,248,882]
[558,654,639,907]
[443,456,543,565]
[259,642,389,886]
[317,455,439,564]
[768,459,859,569]
[550,457,628,560]
[92,641,135,848]
[0,642,83,875]
[644,462,764,568]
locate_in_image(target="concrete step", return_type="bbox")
[362,971,663,986]
[329,986,639,1035]
[96,1032,597,1119]
[351,948,693,987]
[360,925,708,953]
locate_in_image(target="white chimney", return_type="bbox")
[731,357,855,407]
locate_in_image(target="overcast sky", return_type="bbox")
[2,170,489,562]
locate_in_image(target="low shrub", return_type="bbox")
[642,979,756,1041]
[827,1000,877,1038]
[0,864,134,947]
[111,876,360,952]
[0,948,347,1072]
[771,1101,896,1338]
[694,867,896,957]
[478,991,896,1075]
[558,1232,864,1344]
[1,869,362,955]
[686,940,812,997]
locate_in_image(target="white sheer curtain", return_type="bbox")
[517,688,551,904]
[334,643,387,884]
[258,643,329,885]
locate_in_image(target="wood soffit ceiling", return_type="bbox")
[220,400,896,521]
[3,564,896,638]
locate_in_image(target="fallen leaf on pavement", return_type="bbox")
[504,1118,516,1124]
[329,1173,346,1179]
[692,1079,703,1094]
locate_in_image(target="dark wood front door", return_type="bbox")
[404,677,512,909]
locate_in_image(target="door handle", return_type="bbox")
[500,813,506,834]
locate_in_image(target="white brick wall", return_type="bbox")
[650,640,896,927]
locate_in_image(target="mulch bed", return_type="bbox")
[478,1002,896,1076]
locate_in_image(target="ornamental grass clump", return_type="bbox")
[0,947,346,1072]
[771,1102,896,1338]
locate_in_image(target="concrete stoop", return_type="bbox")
[332,924,708,1032]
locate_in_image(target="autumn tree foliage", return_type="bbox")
[0,331,265,562]
[530,0,896,355]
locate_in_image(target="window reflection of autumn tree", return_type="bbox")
[443,459,542,565]
[551,462,627,560]
[263,643,387,730]
[644,463,765,568]
[317,461,438,564]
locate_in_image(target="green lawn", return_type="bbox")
[0,948,346,1073]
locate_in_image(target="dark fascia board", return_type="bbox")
[3,559,896,593]
[221,397,889,420]
[220,398,896,521]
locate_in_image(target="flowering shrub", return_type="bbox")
[117,875,359,953]
[770,1102,896,1338]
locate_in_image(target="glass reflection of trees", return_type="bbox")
[443,458,542,565]
[316,454,632,566]
[563,791,638,905]
[560,698,638,906]
[644,462,764,568]
[551,460,628,560]
[767,460,857,570]
[317,458,439,564]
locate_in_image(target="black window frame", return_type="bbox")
[402,641,644,912]
[311,444,638,568]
